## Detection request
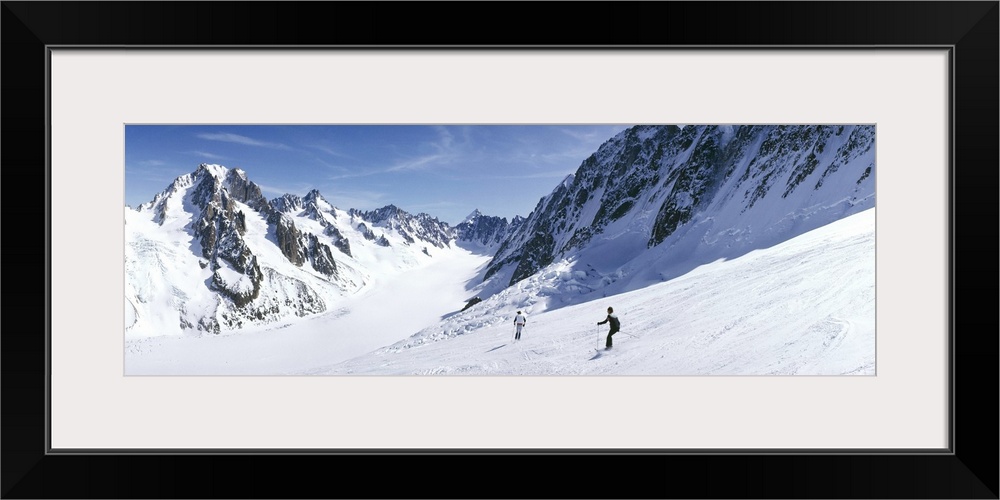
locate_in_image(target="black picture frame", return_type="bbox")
[3,2,997,498]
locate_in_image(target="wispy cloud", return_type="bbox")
[324,159,449,179]
[326,169,385,181]
[559,125,630,143]
[189,151,228,160]
[559,128,603,142]
[432,125,455,151]
[310,144,352,159]
[309,156,346,171]
[387,153,451,173]
[384,126,466,173]
[197,132,291,150]
[138,159,167,167]
[323,155,451,179]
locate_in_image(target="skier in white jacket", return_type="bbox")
[513,311,527,340]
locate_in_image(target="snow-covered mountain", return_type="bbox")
[125,164,508,338]
[482,125,875,307]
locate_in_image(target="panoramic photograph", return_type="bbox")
[124,124,876,376]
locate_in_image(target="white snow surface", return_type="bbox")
[126,208,875,376]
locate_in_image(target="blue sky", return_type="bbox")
[125,125,632,225]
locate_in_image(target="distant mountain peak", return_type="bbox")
[229,167,249,181]
[462,209,483,224]
[455,209,514,249]
[560,174,574,188]
[197,163,228,179]
[303,189,333,210]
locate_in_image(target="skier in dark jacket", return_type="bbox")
[597,306,620,350]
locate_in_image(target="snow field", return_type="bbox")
[315,209,875,376]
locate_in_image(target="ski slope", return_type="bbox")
[127,208,875,376]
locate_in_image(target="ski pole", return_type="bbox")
[618,331,638,339]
